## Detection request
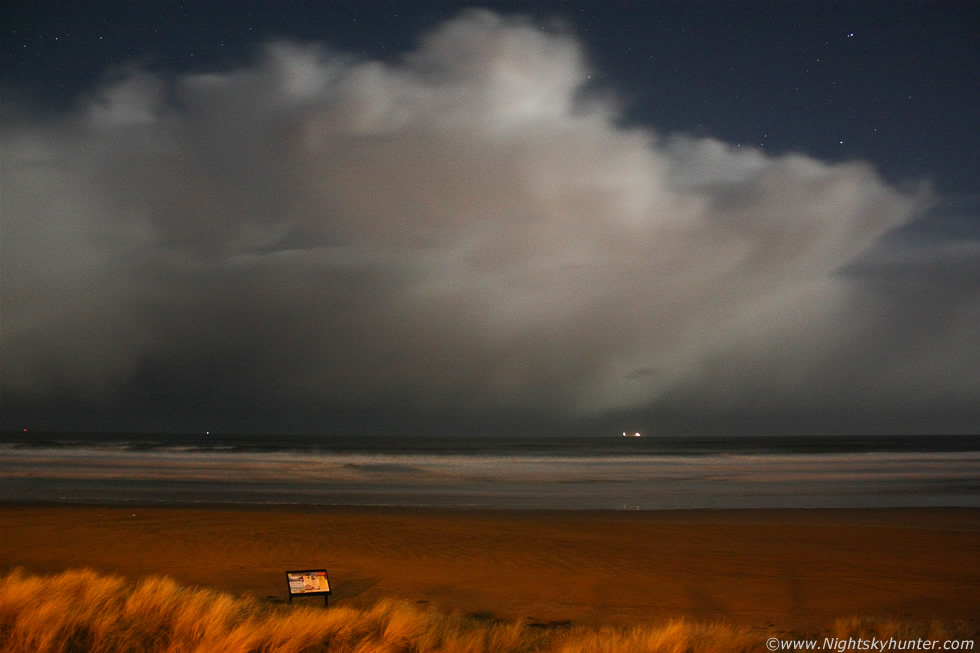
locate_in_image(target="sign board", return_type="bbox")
[285,569,331,606]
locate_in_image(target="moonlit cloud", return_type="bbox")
[2,10,976,433]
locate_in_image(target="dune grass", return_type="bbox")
[0,569,974,653]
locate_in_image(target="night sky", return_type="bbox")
[2,1,978,436]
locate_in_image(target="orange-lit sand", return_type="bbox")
[1,505,977,632]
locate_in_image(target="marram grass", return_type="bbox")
[0,569,973,653]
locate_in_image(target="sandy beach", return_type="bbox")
[1,505,977,633]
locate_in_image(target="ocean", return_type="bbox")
[1,432,977,510]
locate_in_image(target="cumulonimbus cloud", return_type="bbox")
[2,10,976,432]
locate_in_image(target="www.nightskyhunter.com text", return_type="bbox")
[766,636,974,651]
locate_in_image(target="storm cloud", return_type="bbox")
[2,11,977,434]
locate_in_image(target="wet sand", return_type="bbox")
[1,505,977,631]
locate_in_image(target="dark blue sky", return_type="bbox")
[5,1,978,193]
[2,1,978,435]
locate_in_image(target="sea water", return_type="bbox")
[1,432,977,510]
